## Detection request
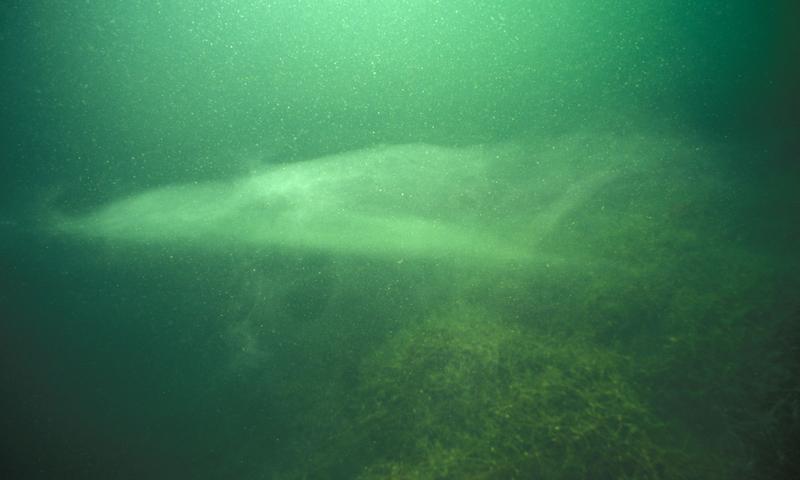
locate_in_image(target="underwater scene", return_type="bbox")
[1,1,798,479]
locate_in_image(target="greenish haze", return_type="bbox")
[1,1,798,479]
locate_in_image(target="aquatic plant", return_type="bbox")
[349,306,694,479]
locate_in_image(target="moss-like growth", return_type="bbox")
[351,305,698,479]
[266,146,799,480]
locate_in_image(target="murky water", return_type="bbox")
[2,2,798,478]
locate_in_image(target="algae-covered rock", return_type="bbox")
[353,305,687,479]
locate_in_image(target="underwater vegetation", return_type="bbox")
[10,132,797,480]
[354,308,674,479]
[267,264,798,480]
[203,134,798,480]
[26,124,799,480]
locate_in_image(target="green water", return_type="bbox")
[2,1,798,479]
